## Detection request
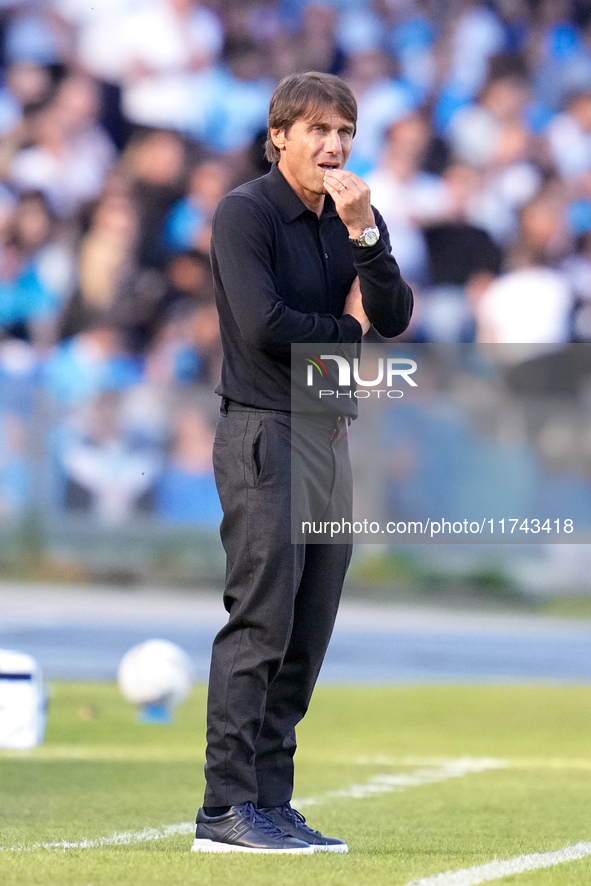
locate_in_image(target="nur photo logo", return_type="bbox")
[305,353,418,399]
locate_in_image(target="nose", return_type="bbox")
[324,129,341,155]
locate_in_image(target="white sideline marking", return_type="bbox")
[352,754,591,771]
[3,822,196,852]
[293,758,505,808]
[406,842,591,886]
[0,758,503,852]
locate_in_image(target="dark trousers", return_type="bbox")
[203,402,352,808]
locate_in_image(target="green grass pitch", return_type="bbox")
[1,682,591,885]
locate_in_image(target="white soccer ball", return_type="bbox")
[117,640,193,707]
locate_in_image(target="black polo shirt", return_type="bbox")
[211,162,413,413]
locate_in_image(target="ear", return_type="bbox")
[270,127,286,152]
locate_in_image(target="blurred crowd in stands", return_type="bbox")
[1,0,591,525]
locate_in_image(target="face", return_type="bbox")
[271,108,355,207]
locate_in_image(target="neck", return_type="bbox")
[277,161,325,217]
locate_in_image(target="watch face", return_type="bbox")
[364,228,379,246]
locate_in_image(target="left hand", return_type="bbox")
[343,276,371,335]
[323,169,375,239]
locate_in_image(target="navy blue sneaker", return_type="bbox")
[192,802,313,854]
[260,803,348,852]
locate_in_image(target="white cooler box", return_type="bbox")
[0,649,46,748]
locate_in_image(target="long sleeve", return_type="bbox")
[211,194,362,360]
[211,164,413,412]
[353,208,414,339]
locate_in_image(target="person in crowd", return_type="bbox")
[56,388,161,523]
[475,243,573,344]
[122,128,188,270]
[417,161,504,342]
[547,90,591,180]
[162,160,233,254]
[367,111,448,284]
[154,397,222,526]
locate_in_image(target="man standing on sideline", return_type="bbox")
[192,71,413,854]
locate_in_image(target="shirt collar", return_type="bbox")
[264,162,338,223]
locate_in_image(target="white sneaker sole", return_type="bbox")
[191,838,314,854]
[313,843,349,853]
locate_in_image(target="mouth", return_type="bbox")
[318,162,340,171]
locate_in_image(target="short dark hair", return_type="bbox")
[265,71,357,163]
